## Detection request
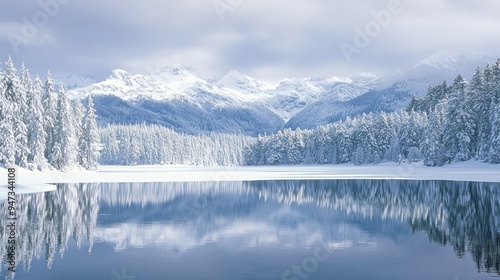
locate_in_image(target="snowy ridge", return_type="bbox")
[216,70,273,96]
[287,51,497,129]
[63,51,497,132]
[52,73,97,89]
[68,66,376,121]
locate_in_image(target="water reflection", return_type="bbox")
[1,180,499,278]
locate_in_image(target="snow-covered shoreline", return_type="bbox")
[0,161,499,190]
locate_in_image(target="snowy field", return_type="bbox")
[1,161,499,200]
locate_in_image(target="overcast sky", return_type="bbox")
[1,0,500,83]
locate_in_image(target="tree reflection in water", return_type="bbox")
[0,180,499,277]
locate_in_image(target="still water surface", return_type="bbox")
[1,180,499,279]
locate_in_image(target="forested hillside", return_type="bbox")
[245,61,500,166]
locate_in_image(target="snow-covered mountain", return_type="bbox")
[387,50,494,96]
[68,51,493,134]
[265,76,372,121]
[69,66,284,135]
[215,70,273,96]
[286,51,495,129]
[68,65,373,134]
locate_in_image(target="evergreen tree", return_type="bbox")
[43,71,57,160]
[0,87,16,167]
[1,57,21,167]
[421,110,443,166]
[79,94,100,170]
[489,101,500,163]
[468,67,486,159]
[489,60,500,163]
[15,63,31,167]
[443,75,475,162]
[73,98,85,165]
[51,86,77,170]
[26,76,47,170]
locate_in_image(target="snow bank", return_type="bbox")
[0,182,56,200]
[0,161,498,195]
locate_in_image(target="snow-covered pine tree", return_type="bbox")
[456,77,475,161]
[1,57,27,167]
[2,56,26,166]
[0,83,16,167]
[79,94,100,170]
[468,67,487,159]
[443,75,475,162]
[15,63,31,167]
[489,101,500,163]
[488,60,500,163]
[335,120,352,163]
[50,86,77,170]
[26,76,47,170]
[421,110,443,166]
[73,98,85,165]
[43,71,58,160]
[398,110,423,158]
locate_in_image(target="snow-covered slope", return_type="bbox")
[68,66,285,135]
[287,51,494,129]
[388,50,494,96]
[216,70,273,97]
[53,73,97,89]
[265,76,371,121]
[67,51,493,133]
[68,65,374,133]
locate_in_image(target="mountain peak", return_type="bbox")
[108,69,132,80]
[152,64,199,76]
[149,64,205,85]
[414,50,459,70]
[216,70,271,94]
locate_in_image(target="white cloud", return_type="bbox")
[1,0,500,79]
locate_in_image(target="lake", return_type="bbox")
[1,179,499,279]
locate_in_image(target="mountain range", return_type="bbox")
[66,51,495,135]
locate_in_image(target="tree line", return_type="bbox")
[100,124,251,166]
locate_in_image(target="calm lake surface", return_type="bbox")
[1,179,500,279]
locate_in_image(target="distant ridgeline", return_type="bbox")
[245,60,500,166]
[0,57,100,171]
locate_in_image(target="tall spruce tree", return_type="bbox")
[0,81,16,167]
[15,63,31,167]
[489,60,500,163]
[421,110,443,166]
[43,71,57,160]
[51,86,77,170]
[443,75,475,162]
[27,76,47,170]
[79,94,100,170]
[1,57,22,167]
